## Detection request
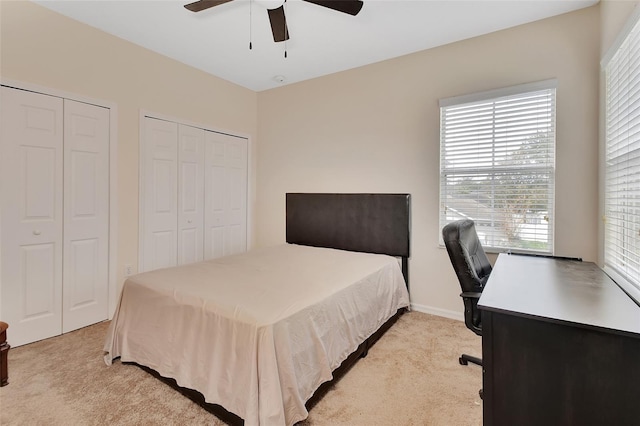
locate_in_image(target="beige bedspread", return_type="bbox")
[103,244,410,426]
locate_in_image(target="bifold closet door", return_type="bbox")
[62,99,110,333]
[141,118,178,272]
[141,117,247,272]
[141,119,205,270]
[0,87,64,347]
[177,124,204,265]
[0,88,110,346]
[204,132,248,259]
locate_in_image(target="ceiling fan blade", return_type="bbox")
[184,0,234,13]
[268,6,290,43]
[303,0,363,16]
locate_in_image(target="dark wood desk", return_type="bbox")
[478,253,640,426]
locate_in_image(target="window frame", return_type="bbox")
[439,80,557,254]
[601,6,640,305]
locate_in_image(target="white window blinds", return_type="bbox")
[604,13,640,299]
[439,82,556,253]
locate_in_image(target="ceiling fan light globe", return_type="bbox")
[255,0,285,10]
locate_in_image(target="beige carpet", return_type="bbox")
[0,311,482,425]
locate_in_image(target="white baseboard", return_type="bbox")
[410,303,464,322]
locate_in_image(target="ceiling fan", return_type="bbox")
[184,0,364,43]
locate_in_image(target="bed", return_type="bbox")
[104,193,411,425]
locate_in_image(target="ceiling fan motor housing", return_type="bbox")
[185,0,363,43]
[255,0,286,10]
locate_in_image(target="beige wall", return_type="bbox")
[601,0,639,57]
[0,1,603,318]
[256,6,601,316]
[0,1,258,297]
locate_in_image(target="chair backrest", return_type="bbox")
[442,219,492,293]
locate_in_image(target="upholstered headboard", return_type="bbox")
[285,193,411,284]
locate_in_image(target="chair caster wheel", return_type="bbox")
[459,357,468,365]
[479,389,483,400]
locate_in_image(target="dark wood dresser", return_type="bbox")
[478,253,640,426]
[0,321,9,386]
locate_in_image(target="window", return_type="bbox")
[603,10,640,303]
[439,81,556,253]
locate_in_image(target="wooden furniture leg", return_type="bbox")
[0,321,9,387]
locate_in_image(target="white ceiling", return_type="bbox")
[34,0,598,92]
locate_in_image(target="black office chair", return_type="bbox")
[442,219,491,397]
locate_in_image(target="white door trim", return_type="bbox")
[138,109,252,273]
[1,79,119,319]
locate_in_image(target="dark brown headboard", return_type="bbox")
[286,193,411,285]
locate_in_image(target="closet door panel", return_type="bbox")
[204,132,247,259]
[227,157,247,255]
[63,99,110,333]
[0,87,64,347]
[178,124,204,265]
[205,157,226,258]
[204,137,226,258]
[21,244,57,315]
[208,228,225,259]
[142,118,178,271]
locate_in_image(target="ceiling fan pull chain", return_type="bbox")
[284,0,287,58]
[249,0,253,50]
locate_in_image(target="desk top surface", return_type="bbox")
[478,253,640,336]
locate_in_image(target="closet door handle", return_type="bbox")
[33,230,42,236]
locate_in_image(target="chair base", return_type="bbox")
[459,354,482,367]
[459,353,482,400]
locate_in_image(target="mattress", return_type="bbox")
[103,243,410,425]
